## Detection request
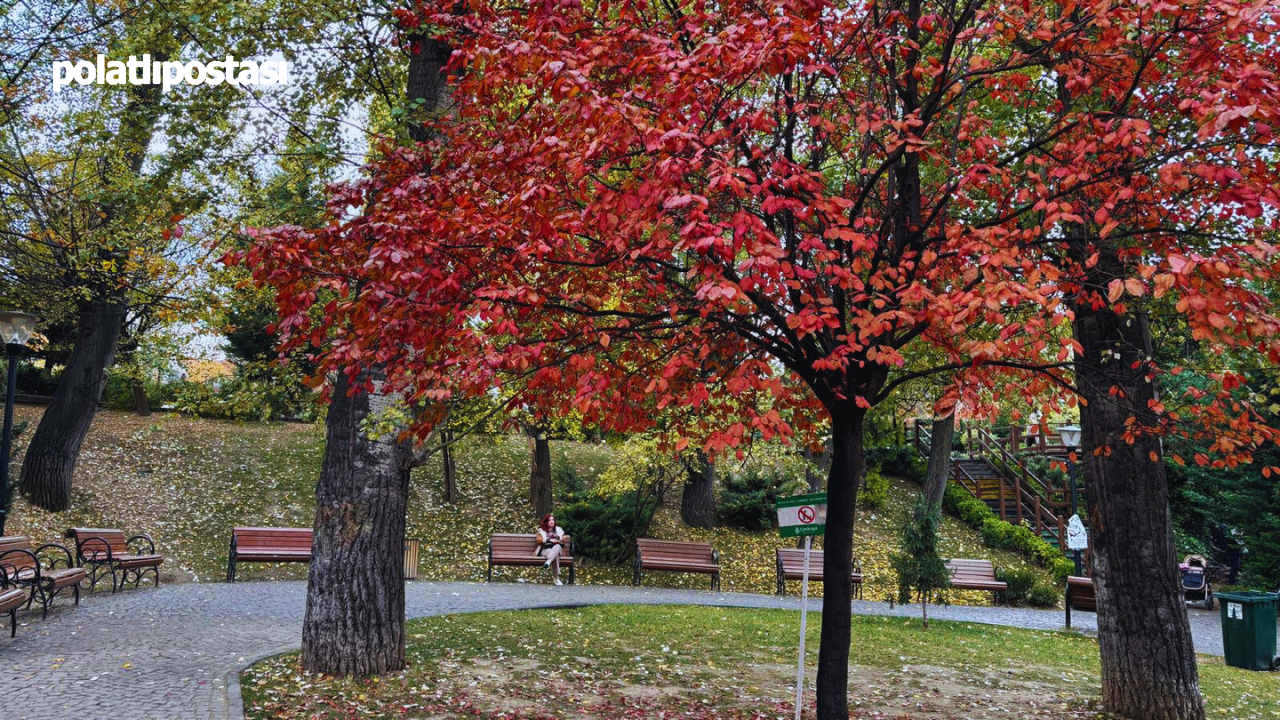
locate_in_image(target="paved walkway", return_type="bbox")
[0,581,1241,719]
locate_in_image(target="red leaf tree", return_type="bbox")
[242,0,1280,715]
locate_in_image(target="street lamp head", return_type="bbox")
[1058,424,1082,449]
[0,311,37,347]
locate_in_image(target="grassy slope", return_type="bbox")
[8,407,1043,601]
[241,605,1280,719]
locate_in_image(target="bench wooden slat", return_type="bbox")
[774,548,863,597]
[1065,576,1095,628]
[944,559,1007,602]
[487,533,576,584]
[65,528,163,594]
[634,538,720,590]
[227,527,314,582]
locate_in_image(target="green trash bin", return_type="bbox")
[1216,591,1280,671]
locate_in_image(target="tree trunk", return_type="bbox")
[1075,301,1204,720]
[19,299,125,511]
[922,413,954,510]
[530,428,552,516]
[132,380,151,416]
[815,405,865,720]
[301,369,411,676]
[441,426,457,504]
[680,451,716,528]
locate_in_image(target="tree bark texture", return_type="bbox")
[680,452,716,528]
[441,426,458,504]
[922,413,954,510]
[301,369,412,676]
[1075,301,1204,720]
[530,429,552,516]
[19,300,125,511]
[815,406,865,719]
[132,380,151,416]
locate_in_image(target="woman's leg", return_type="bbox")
[545,544,563,578]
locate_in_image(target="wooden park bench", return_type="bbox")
[0,563,26,637]
[0,536,88,617]
[945,559,1007,603]
[634,538,720,590]
[487,533,577,584]
[226,527,313,582]
[1064,575,1095,628]
[65,528,164,593]
[775,548,863,598]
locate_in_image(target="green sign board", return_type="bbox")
[776,492,828,538]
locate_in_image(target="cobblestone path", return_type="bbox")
[0,581,1239,719]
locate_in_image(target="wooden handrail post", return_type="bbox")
[1010,425,1020,450]
[914,420,920,451]
[1034,496,1042,534]
[1058,515,1066,548]
[1015,476,1024,524]
[998,479,1007,521]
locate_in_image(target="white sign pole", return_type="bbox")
[796,534,812,720]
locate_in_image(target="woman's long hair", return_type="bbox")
[540,514,555,532]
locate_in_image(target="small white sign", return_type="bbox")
[1228,602,1243,620]
[1066,514,1089,551]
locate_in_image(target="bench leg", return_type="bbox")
[74,584,80,606]
[486,560,492,583]
[712,573,719,592]
[568,564,575,585]
[227,556,236,583]
[7,608,14,637]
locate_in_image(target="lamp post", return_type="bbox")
[1058,424,1083,576]
[0,311,38,536]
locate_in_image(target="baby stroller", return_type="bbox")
[1179,555,1214,610]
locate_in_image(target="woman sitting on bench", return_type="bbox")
[536,514,567,586]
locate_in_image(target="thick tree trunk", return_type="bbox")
[441,426,457,504]
[815,406,865,719]
[922,413,954,510]
[301,369,411,676]
[1075,302,1204,719]
[680,452,716,528]
[132,380,151,416]
[530,429,552,516]
[19,299,125,511]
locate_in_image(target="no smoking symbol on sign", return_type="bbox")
[798,506,815,523]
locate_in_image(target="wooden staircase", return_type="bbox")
[915,422,1068,549]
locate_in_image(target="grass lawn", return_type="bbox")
[7,407,1045,601]
[241,604,1280,719]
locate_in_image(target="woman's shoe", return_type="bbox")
[543,558,552,568]
[554,578,563,586]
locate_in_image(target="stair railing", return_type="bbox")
[971,427,1062,546]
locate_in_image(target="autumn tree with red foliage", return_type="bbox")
[241,0,1280,715]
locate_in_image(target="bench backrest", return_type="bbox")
[636,538,716,563]
[66,528,129,555]
[490,533,572,556]
[1066,576,1096,610]
[0,536,37,572]
[233,527,313,552]
[777,548,825,573]
[946,559,997,581]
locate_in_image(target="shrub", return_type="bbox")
[892,500,951,625]
[719,467,806,531]
[1029,581,1061,607]
[943,484,1076,586]
[553,455,587,504]
[1001,567,1038,605]
[866,444,927,482]
[557,491,657,564]
[861,469,888,510]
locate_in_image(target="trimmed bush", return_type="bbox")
[866,444,927,482]
[861,469,889,510]
[1002,567,1038,605]
[1029,581,1061,607]
[942,484,1074,586]
[557,491,657,564]
[719,467,806,531]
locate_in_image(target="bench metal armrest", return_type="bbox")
[712,548,720,565]
[0,548,40,586]
[852,556,862,574]
[35,543,76,572]
[0,561,18,589]
[79,536,114,564]
[994,566,1005,582]
[127,534,157,555]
